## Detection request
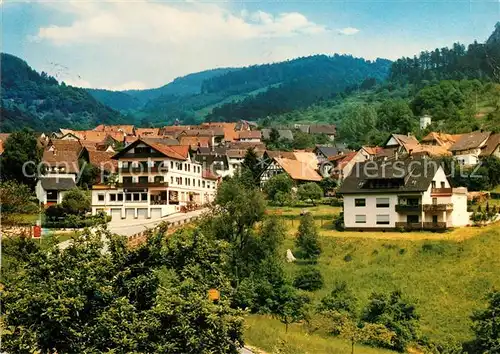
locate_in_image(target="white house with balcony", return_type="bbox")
[91,139,218,221]
[449,131,491,165]
[338,158,469,231]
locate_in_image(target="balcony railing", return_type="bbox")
[151,199,169,205]
[422,222,447,230]
[119,166,167,173]
[431,188,453,196]
[118,181,169,188]
[395,222,447,230]
[423,203,453,212]
[395,204,422,213]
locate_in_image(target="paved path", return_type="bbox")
[108,208,207,236]
[58,208,208,249]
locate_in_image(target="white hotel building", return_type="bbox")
[338,158,469,231]
[91,139,218,221]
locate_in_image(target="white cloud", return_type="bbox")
[35,3,327,45]
[29,2,377,89]
[338,27,360,36]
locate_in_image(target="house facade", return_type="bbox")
[90,139,218,221]
[449,131,491,165]
[338,159,469,231]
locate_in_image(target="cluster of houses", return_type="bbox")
[2,121,497,229]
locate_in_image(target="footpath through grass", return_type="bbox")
[245,315,395,354]
[246,205,500,350]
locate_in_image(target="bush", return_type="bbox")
[297,183,323,206]
[293,267,324,291]
[61,188,91,216]
[43,212,109,229]
[333,212,345,231]
[318,281,358,316]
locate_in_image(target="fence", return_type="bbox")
[127,214,201,248]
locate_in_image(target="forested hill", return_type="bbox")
[390,22,500,84]
[86,67,234,112]
[89,55,391,126]
[203,55,391,122]
[0,53,125,132]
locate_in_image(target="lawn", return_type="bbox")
[245,315,394,354]
[245,205,500,351]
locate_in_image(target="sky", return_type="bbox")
[2,0,499,90]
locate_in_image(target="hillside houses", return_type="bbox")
[7,119,496,223]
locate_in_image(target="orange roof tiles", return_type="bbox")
[274,157,322,182]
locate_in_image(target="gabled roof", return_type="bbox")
[202,169,219,180]
[226,149,247,158]
[274,157,322,182]
[421,132,461,148]
[40,177,76,191]
[361,146,384,155]
[338,158,441,195]
[87,150,117,172]
[237,130,262,140]
[227,141,266,151]
[480,133,500,156]
[449,131,491,152]
[42,150,80,173]
[48,139,83,154]
[293,151,319,166]
[94,124,135,135]
[265,150,297,160]
[315,145,346,158]
[386,134,420,151]
[112,139,188,161]
[181,128,224,137]
[178,136,211,148]
[135,128,160,137]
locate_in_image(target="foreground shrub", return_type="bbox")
[293,267,324,291]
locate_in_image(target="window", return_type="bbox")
[154,176,164,183]
[117,194,124,201]
[139,176,148,184]
[47,190,58,202]
[141,193,148,201]
[432,215,438,223]
[123,176,133,184]
[185,177,188,185]
[125,193,132,201]
[440,181,446,188]
[432,198,437,205]
[355,198,366,207]
[171,176,174,184]
[198,180,200,187]
[202,181,206,188]
[376,215,390,225]
[355,215,366,224]
[133,193,140,201]
[407,215,419,223]
[122,161,129,168]
[192,178,195,185]
[98,194,105,202]
[110,194,116,202]
[432,181,436,188]
[188,164,191,172]
[376,198,390,208]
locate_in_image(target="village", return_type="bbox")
[1,115,498,233]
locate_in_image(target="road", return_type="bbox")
[108,208,208,236]
[58,208,208,249]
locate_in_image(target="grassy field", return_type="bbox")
[245,315,395,354]
[245,205,500,351]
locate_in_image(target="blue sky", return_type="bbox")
[2,0,499,90]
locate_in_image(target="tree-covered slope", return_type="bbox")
[1,53,125,132]
[86,67,235,112]
[204,55,392,122]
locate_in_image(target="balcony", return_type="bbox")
[395,204,422,213]
[395,222,423,230]
[119,166,166,173]
[422,222,447,230]
[118,181,169,189]
[431,188,452,196]
[423,203,453,212]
